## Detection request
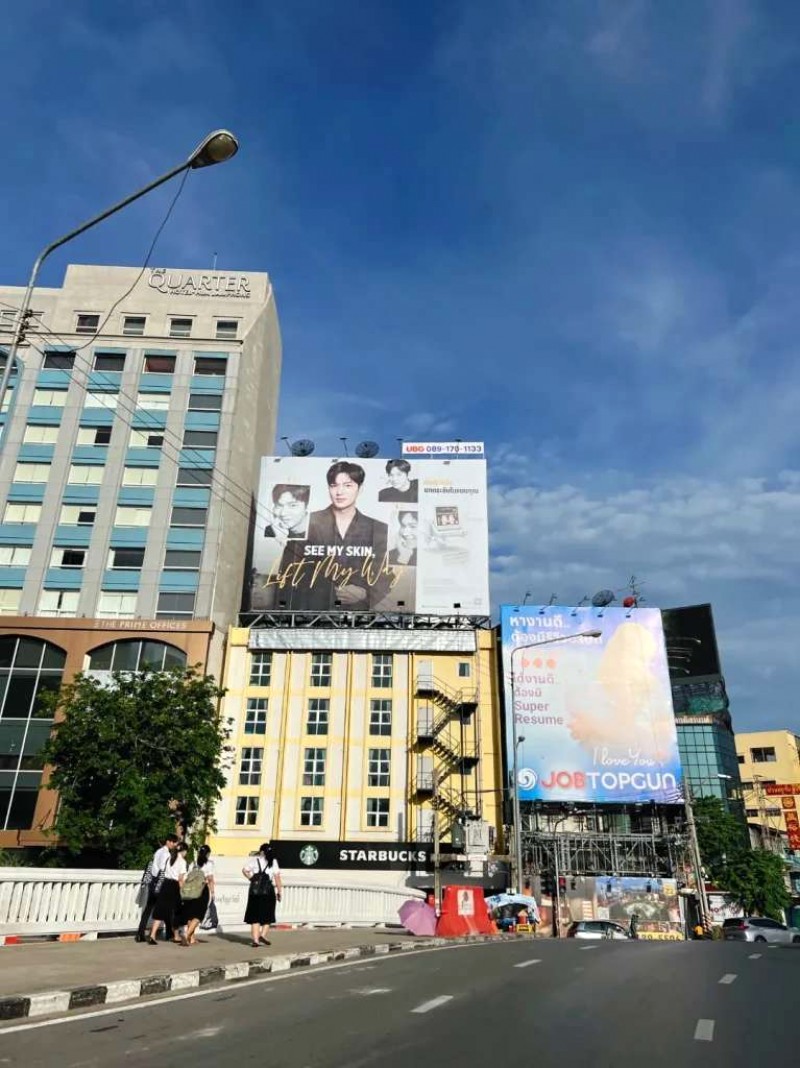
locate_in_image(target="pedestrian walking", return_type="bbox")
[135,833,179,943]
[179,844,215,947]
[148,841,188,945]
[243,841,282,947]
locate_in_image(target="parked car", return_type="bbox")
[566,920,632,940]
[722,917,800,944]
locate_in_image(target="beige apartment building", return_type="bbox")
[736,730,800,852]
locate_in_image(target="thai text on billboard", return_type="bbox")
[250,453,490,614]
[501,605,684,804]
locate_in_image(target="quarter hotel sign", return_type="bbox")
[147,269,251,299]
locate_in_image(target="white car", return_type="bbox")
[722,917,800,944]
[567,920,632,940]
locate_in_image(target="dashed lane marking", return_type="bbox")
[411,995,454,1014]
[748,954,762,960]
[694,1019,715,1042]
[718,974,737,985]
[514,960,542,968]
[579,945,598,950]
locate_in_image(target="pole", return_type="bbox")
[510,651,523,893]
[433,766,442,916]
[553,829,562,938]
[684,782,711,933]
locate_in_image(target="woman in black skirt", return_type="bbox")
[149,842,188,945]
[243,841,282,947]
[179,844,215,946]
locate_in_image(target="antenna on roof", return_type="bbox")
[339,437,349,457]
[355,441,380,458]
[289,439,315,457]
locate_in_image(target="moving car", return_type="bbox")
[721,917,800,944]
[566,920,632,940]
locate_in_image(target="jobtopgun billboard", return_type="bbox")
[501,605,684,804]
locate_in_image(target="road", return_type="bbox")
[1,938,797,1067]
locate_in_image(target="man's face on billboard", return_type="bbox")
[398,512,418,547]
[329,474,360,511]
[388,465,410,490]
[274,491,307,531]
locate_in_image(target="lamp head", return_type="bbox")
[584,629,602,638]
[189,129,239,169]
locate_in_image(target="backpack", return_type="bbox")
[181,866,206,901]
[250,858,274,897]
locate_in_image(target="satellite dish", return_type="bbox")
[289,439,315,457]
[355,441,380,459]
[591,589,615,608]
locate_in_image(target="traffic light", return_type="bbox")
[558,876,567,894]
[541,871,555,897]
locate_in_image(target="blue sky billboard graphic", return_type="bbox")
[501,605,684,804]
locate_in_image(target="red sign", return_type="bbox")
[787,830,800,851]
[764,784,800,796]
[784,812,800,831]
[781,796,797,810]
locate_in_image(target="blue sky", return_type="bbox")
[4,0,800,732]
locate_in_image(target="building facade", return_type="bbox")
[736,729,800,854]
[0,264,281,840]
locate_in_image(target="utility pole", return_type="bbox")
[433,765,442,915]
[684,782,711,932]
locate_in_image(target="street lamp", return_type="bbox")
[508,628,602,892]
[0,129,240,423]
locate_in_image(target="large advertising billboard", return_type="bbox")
[250,447,489,614]
[501,605,684,804]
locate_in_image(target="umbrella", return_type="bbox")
[398,899,437,936]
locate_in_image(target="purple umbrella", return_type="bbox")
[398,899,437,936]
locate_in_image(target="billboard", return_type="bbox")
[250,449,489,614]
[501,605,684,804]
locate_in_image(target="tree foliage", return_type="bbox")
[40,666,227,869]
[693,795,749,882]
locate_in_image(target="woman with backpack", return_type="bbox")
[243,841,282,948]
[179,844,216,946]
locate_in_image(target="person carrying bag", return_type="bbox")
[243,841,282,948]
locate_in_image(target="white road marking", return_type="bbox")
[514,959,542,968]
[411,995,454,1014]
[768,945,778,949]
[694,1019,715,1042]
[353,988,392,996]
[748,953,762,959]
[579,945,598,950]
[718,974,737,985]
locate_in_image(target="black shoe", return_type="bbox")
[259,937,271,946]
[147,938,158,945]
[134,933,145,942]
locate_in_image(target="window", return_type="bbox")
[157,592,195,618]
[77,426,112,446]
[215,319,239,340]
[169,317,193,338]
[235,796,259,827]
[109,548,145,569]
[4,503,42,524]
[32,389,67,407]
[97,592,137,619]
[13,462,50,483]
[122,316,146,336]
[122,466,158,487]
[164,550,202,570]
[245,698,267,734]
[114,506,152,527]
[23,425,59,444]
[93,353,125,372]
[84,391,118,409]
[182,430,218,448]
[310,653,332,687]
[368,748,391,787]
[177,467,213,486]
[751,747,777,763]
[369,699,392,736]
[239,747,263,786]
[300,797,323,827]
[76,313,100,335]
[170,506,207,527]
[249,650,272,686]
[59,505,95,526]
[43,352,74,370]
[188,393,222,411]
[1,387,14,412]
[366,798,390,828]
[306,699,329,736]
[458,661,471,678]
[67,464,104,485]
[50,548,85,569]
[136,392,171,411]
[128,430,164,448]
[737,755,745,764]
[0,589,21,615]
[143,353,175,373]
[88,640,185,673]
[0,546,31,567]
[303,747,326,786]
[39,590,79,617]
[372,653,393,688]
[193,356,227,377]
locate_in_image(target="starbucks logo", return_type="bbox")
[299,844,319,867]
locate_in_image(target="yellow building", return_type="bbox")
[210,621,504,884]
[735,730,800,851]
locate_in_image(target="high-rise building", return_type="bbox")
[0,264,281,842]
[735,729,800,854]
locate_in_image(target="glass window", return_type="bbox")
[32,389,67,407]
[169,318,193,338]
[188,393,222,411]
[310,653,332,688]
[50,548,85,569]
[23,425,59,445]
[122,467,158,487]
[4,503,42,524]
[143,354,175,373]
[249,651,272,686]
[128,430,164,448]
[88,640,186,672]
[122,316,146,336]
[193,356,227,377]
[13,462,50,483]
[93,354,125,372]
[215,320,238,340]
[303,747,326,786]
[239,747,263,786]
[76,313,99,335]
[38,590,79,617]
[170,506,207,527]
[177,468,213,486]
[182,430,218,448]
[372,653,393,688]
[109,548,145,569]
[164,550,201,570]
[0,590,21,615]
[235,796,259,826]
[136,392,171,411]
[368,748,391,787]
[77,426,112,446]
[0,546,31,567]
[67,465,104,485]
[751,747,777,763]
[84,391,118,409]
[366,798,390,828]
[458,661,471,678]
[96,592,137,619]
[306,698,329,736]
[244,698,267,734]
[369,699,392,736]
[42,352,75,370]
[59,505,95,526]
[114,506,152,527]
[300,797,323,827]
[157,592,195,618]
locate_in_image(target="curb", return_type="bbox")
[0,934,501,1022]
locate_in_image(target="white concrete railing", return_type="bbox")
[0,868,422,935]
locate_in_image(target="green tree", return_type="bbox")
[40,666,227,869]
[693,795,749,882]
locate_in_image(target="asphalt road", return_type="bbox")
[1,938,798,1067]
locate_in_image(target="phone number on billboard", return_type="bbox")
[403,441,484,456]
